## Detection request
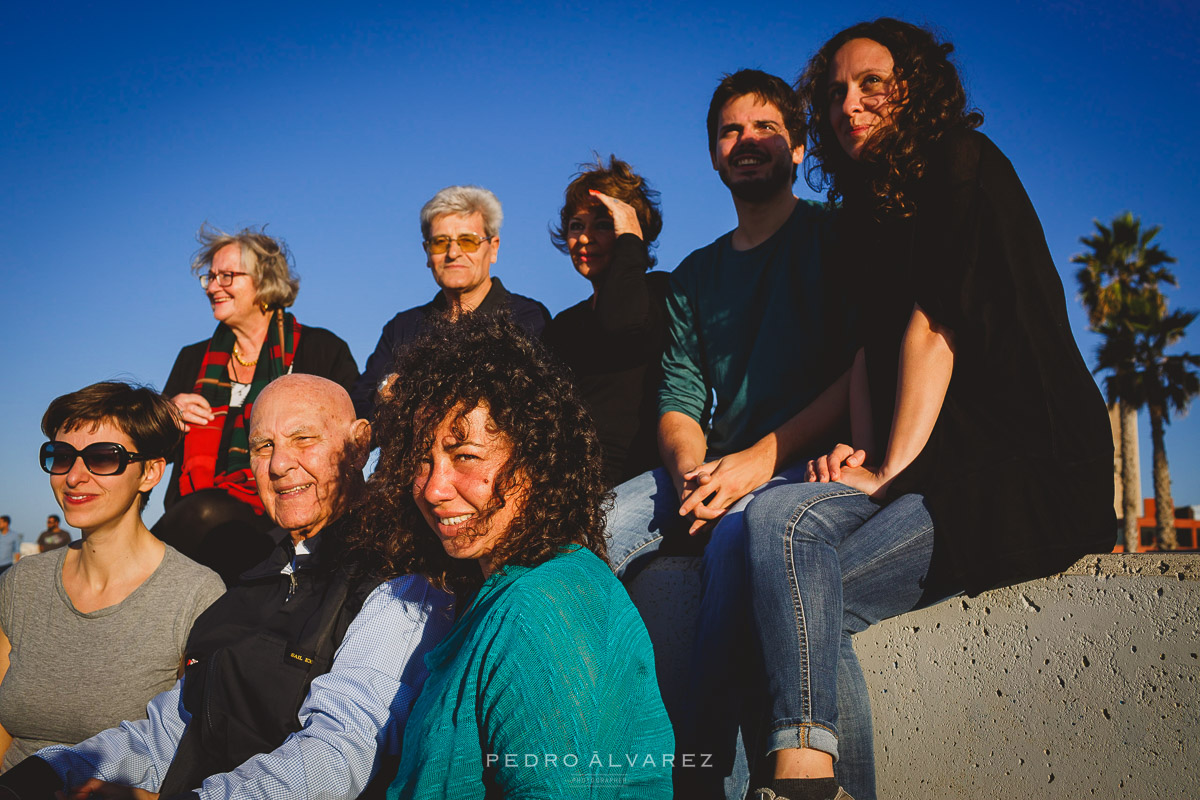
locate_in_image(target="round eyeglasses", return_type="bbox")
[40,442,151,476]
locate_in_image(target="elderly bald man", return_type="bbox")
[0,375,453,800]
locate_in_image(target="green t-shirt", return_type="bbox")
[659,198,850,457]
[390,546,673,799]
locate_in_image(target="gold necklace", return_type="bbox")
[232,343,259,367]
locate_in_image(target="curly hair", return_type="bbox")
[349,314,609,592]
[549,155,663,267]
[798,18,983,216]
[191,223,300,309]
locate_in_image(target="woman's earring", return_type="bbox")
[260,301,270,314]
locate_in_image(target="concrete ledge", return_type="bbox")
[626,554,1199,798]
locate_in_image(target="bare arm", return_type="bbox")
[837,304,955,498]
[677,369,851,533]
[658,411,708,501]
[0,626,13,762]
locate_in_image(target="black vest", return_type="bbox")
[158,522,374,797]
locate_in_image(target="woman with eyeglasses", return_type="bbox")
[154,225,359,585]
[0,382,225,770]
[544,156,668,488]
[737,20,1114,800]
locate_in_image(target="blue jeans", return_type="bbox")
[607,465,807,798]
[744,481,955,800]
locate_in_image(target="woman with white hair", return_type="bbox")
[155,225,359,584]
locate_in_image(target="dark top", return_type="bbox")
[161,326,359,509]
[658,199,851,457]
[545,235,668,487]
[851,130,1115,595]
[157,522,374,798]
[36,530,69,552]
[351,278,551,421]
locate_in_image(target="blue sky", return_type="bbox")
[2,0,1197,537]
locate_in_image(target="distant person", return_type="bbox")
[740,20,1116,800]
[0,382,224,769]
[544,156,669,488]
[35,516,68,553]
[155,225,359,585]
[0,517,24,573]
[0,375,452,800]
[352,185,551,421]
[358,316,671,798]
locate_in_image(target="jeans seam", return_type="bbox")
[614,533,664,574]
[781,486,862,729]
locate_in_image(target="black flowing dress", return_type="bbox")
[852,130,1115,596]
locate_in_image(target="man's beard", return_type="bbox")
[718,152,794,203]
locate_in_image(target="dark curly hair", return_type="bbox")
[349,314,609,592]
[799,18,983,216]
[549,155,663,267]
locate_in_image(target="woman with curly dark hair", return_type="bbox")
[360,314,672,799]
[544,155,668,487]
[739,19,1114,800]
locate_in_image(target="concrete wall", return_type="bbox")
[626,553,1199,799]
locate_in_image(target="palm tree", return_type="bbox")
[1096,304,1200,549]
[1073,212,1178,552]
[1074,211,1176,328]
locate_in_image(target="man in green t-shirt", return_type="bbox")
[606,70,852,797]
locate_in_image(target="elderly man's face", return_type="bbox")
[249,376,368,542]
[425,211,498,298]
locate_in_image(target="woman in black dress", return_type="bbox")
[543,157,668,488]
[741,19,1115,800]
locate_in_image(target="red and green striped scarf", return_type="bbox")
[178,310,302,512]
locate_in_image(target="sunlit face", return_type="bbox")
[565,205,617,281]
[249,379,366,541]
[425,212,499,301]
[413,405,525,576]
[49,422,162,535]
[206,243,262,327]
[828,37,902,161]
[711,94,803,203]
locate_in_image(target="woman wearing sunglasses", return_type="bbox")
[0,382,225,770]
[155,225,359,584]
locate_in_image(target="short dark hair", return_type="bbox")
[42,382,182,459]
[549,155,663,267]
[707,69,806,180]
[42,383,181,512]
[0,516,9,525]
[352,314,609,591]
[47,515,60,523]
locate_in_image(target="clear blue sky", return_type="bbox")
[2,0,1197,537]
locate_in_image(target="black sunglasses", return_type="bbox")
[39,442,151,476]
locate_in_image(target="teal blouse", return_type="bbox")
[389,546,673,799]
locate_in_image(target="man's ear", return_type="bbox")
[349,419,372,470]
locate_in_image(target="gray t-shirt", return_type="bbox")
[0,544,225,768]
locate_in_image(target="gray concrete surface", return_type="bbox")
[626,553,1199,799]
